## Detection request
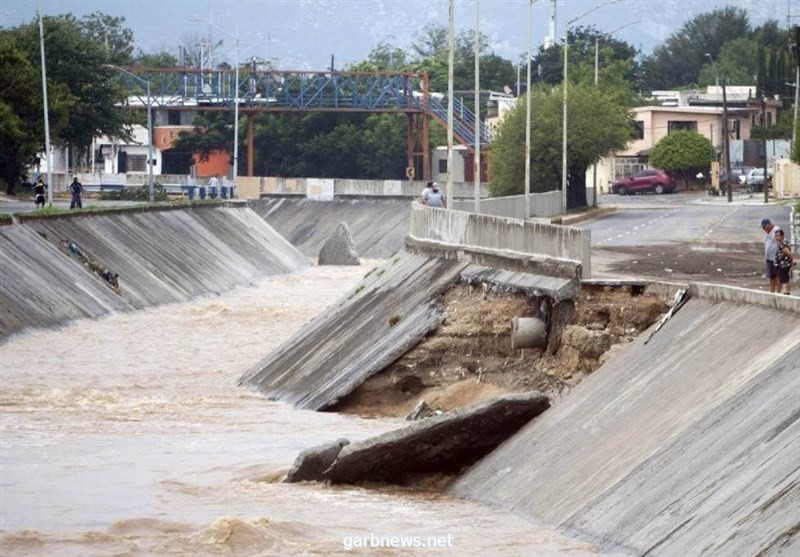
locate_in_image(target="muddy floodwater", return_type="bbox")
[1,263,622,556]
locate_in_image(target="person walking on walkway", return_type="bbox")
[761,218,780,292]
[70,177,83,209]
[773,228,794,295]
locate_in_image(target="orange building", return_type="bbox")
[154,126,231,178]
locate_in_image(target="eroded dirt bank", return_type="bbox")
[332,282,670,418]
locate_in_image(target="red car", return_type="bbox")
[611,169,676,195]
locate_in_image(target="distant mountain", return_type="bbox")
[0,0,791,70]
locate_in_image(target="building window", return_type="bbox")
[668,120,697,133]
[438,159,447,174]
[767,112,773,126]
[730,120,740,140]
[127,154,147,172]
[168,110,181,125]
[633,120,644,140]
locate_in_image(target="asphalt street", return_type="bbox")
[583,192,792,247]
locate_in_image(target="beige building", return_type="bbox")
[595,86,782,191]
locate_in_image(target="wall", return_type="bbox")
[452,191,562,220]
[408,203,590,278]
[773,159,800,198]
[243,177,489,199]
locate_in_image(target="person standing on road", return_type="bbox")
[761,218,780,292]
[33,179,46,209]
[773,228,794,295]
[69,177,83,209]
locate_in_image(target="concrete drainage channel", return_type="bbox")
[282,280,674,488]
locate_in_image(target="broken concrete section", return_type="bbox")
[285,438,350,483]
[317,222,360,265]
[320,392,549,485]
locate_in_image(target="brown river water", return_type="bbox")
[0,263,623,556]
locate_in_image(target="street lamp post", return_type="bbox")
[474,0,481,214]
[193,20,240,195]
[592,23,638,207]
[104,64,154,203]
[447,0,455,210]
[562,0,620,214]
[525,0,539,219]
[705,53,732,203]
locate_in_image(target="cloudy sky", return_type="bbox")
[1,0,794,69]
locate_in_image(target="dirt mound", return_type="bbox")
[332,282,670,417]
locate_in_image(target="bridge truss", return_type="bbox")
[108,68,493,181]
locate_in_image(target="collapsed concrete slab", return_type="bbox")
[451,287,800,556]
[318,222,359,265]
[285,438,350,483]
[321,391,549,485]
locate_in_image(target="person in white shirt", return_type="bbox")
[423,183,446,208]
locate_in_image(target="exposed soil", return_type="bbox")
[332,282,670,418]
[597,242,768,291]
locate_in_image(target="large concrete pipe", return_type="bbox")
[511,317,547,350]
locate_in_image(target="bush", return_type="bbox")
[98,184,168,202]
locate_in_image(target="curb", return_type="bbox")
[554,206,616,226]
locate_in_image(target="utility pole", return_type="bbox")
[722,79,732,203]
[763,96,769,204]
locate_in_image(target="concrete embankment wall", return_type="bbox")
[250,196,414,259]
[240,204,584,409]
[451,285,800,556]
[409,203,590,278]
[0,204,308,340]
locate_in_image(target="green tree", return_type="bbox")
[530,26,638,90]
[489,83,631,209]
[75,11,134,65]
[697,38,758,87]
[0,37,68,193]
[642,7,750,89]
[172,111,234,164]
[8,15,135,171]
[649,130,714,188]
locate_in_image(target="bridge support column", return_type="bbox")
[406,114,415,180]
[247,114,254,177]
[422,114,430,182]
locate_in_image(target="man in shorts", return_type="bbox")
[761,218,780,292]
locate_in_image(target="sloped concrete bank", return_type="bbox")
[239,204,589,410]
[0,203,308,340]
[450,285,800,556]
[250,196,414,259]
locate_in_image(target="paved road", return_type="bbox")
[583,192,792,247]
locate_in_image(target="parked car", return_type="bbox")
[719,167,751,188]
[611,169,676,195]
[746,168,773,193]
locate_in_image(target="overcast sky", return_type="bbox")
[1,0,795,70]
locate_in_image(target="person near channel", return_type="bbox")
[419,181,434,204]
[69,176,83,209]
[34,179,46,209]
[423,182,447,209]
[761,218,781,292]
[773,228,795,295]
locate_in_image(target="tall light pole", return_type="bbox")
[193,20,240,194]
[592,20,638,207]
[562,0,620,213]
[104,65,154,203]
[447,0,455,210]
[705,53,732,203]
[474,0,481,213]
[37,3,53,207]
[525,0,539,219]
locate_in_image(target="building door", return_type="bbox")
[117,151,127,173]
